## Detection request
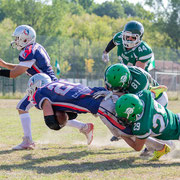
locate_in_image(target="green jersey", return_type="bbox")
[127,66,152,94]
[113,32,153,68]
[132,90,180,140]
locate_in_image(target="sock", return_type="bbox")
[20,113,32,141]
[66,119,86,130]
[145,137,164,151]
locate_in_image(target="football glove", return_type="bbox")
[93,90,113,100]
[102,51,109,63]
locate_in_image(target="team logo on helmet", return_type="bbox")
[23,29,29,36]
[125,107,134,118]
[120,74,127,83]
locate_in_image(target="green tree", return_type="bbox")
[1,0,69,36]
[145,0,180,60]
[92,1,126,19]
[0,18,17,63]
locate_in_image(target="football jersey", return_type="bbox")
[132,90,180,140]
[126,66,150,93]
[33,79,106,114]
[19,43,57,81]
[113,32,153,68]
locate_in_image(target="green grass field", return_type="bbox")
[1,99,180,180]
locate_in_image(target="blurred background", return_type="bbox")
[0,0,179,98]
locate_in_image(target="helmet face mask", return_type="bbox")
[26,73,52,102]
[122,21,144,48]
[104,63,131,91]
[11,25,36,50]
[115,94,143,123]
[117,117,132,126]
[122,31,141,48]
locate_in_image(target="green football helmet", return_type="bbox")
[115,94,143,123]
[122,20,144,48]
[104,63,131,91]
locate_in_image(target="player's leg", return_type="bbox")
[12,96,35,150]
[66,120,94,145]
[155,91,168,107]
[141,137,171,160]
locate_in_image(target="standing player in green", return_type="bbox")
[115,90,179,160]
[102,21,154,71]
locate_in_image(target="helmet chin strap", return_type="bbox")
[117,117,132,126]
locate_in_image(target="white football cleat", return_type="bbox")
[80,123,94,145]
[12,136,35,150]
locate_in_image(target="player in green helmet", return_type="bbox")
[115,94,143,124]
[105,63,130,91]
[115,90,180,160]
[102,20,154,71]
[94,63,172,158]
[104,63,168,106]
[104,63,168,136]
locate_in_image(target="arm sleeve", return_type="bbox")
[105,39,116,53]
[19,59,36,68]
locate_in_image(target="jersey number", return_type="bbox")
[47,81,78,96]
[133,122,140,131]
[152,101,166,132]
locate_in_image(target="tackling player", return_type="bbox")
[102,21,154,71]
[25,73,169,160]
[115,90,180,160]
[0,25,93,150]
[101,63,172,156]
[104,63,168,107]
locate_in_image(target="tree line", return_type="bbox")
[0,0,179,77]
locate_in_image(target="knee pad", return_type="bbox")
[44,115,61,130]
[66,112,78,120]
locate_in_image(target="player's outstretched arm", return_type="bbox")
[0,58,18,70]
[102,39,116,63]
[0,64,28,78]
[121,136,146,151]
[10,65,28,78]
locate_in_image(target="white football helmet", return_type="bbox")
[11,25,36,50]
[26,73,52,102]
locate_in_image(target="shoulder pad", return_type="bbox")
[134,42,153,62]
[113,32,122,45]
[19,44,34,60]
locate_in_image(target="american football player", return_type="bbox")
[102,63,172,156]
[102,21,154,71]
[26,73,168,160]
[104,63,168,107]
[115,91,180,160]
[0,25,93,150]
